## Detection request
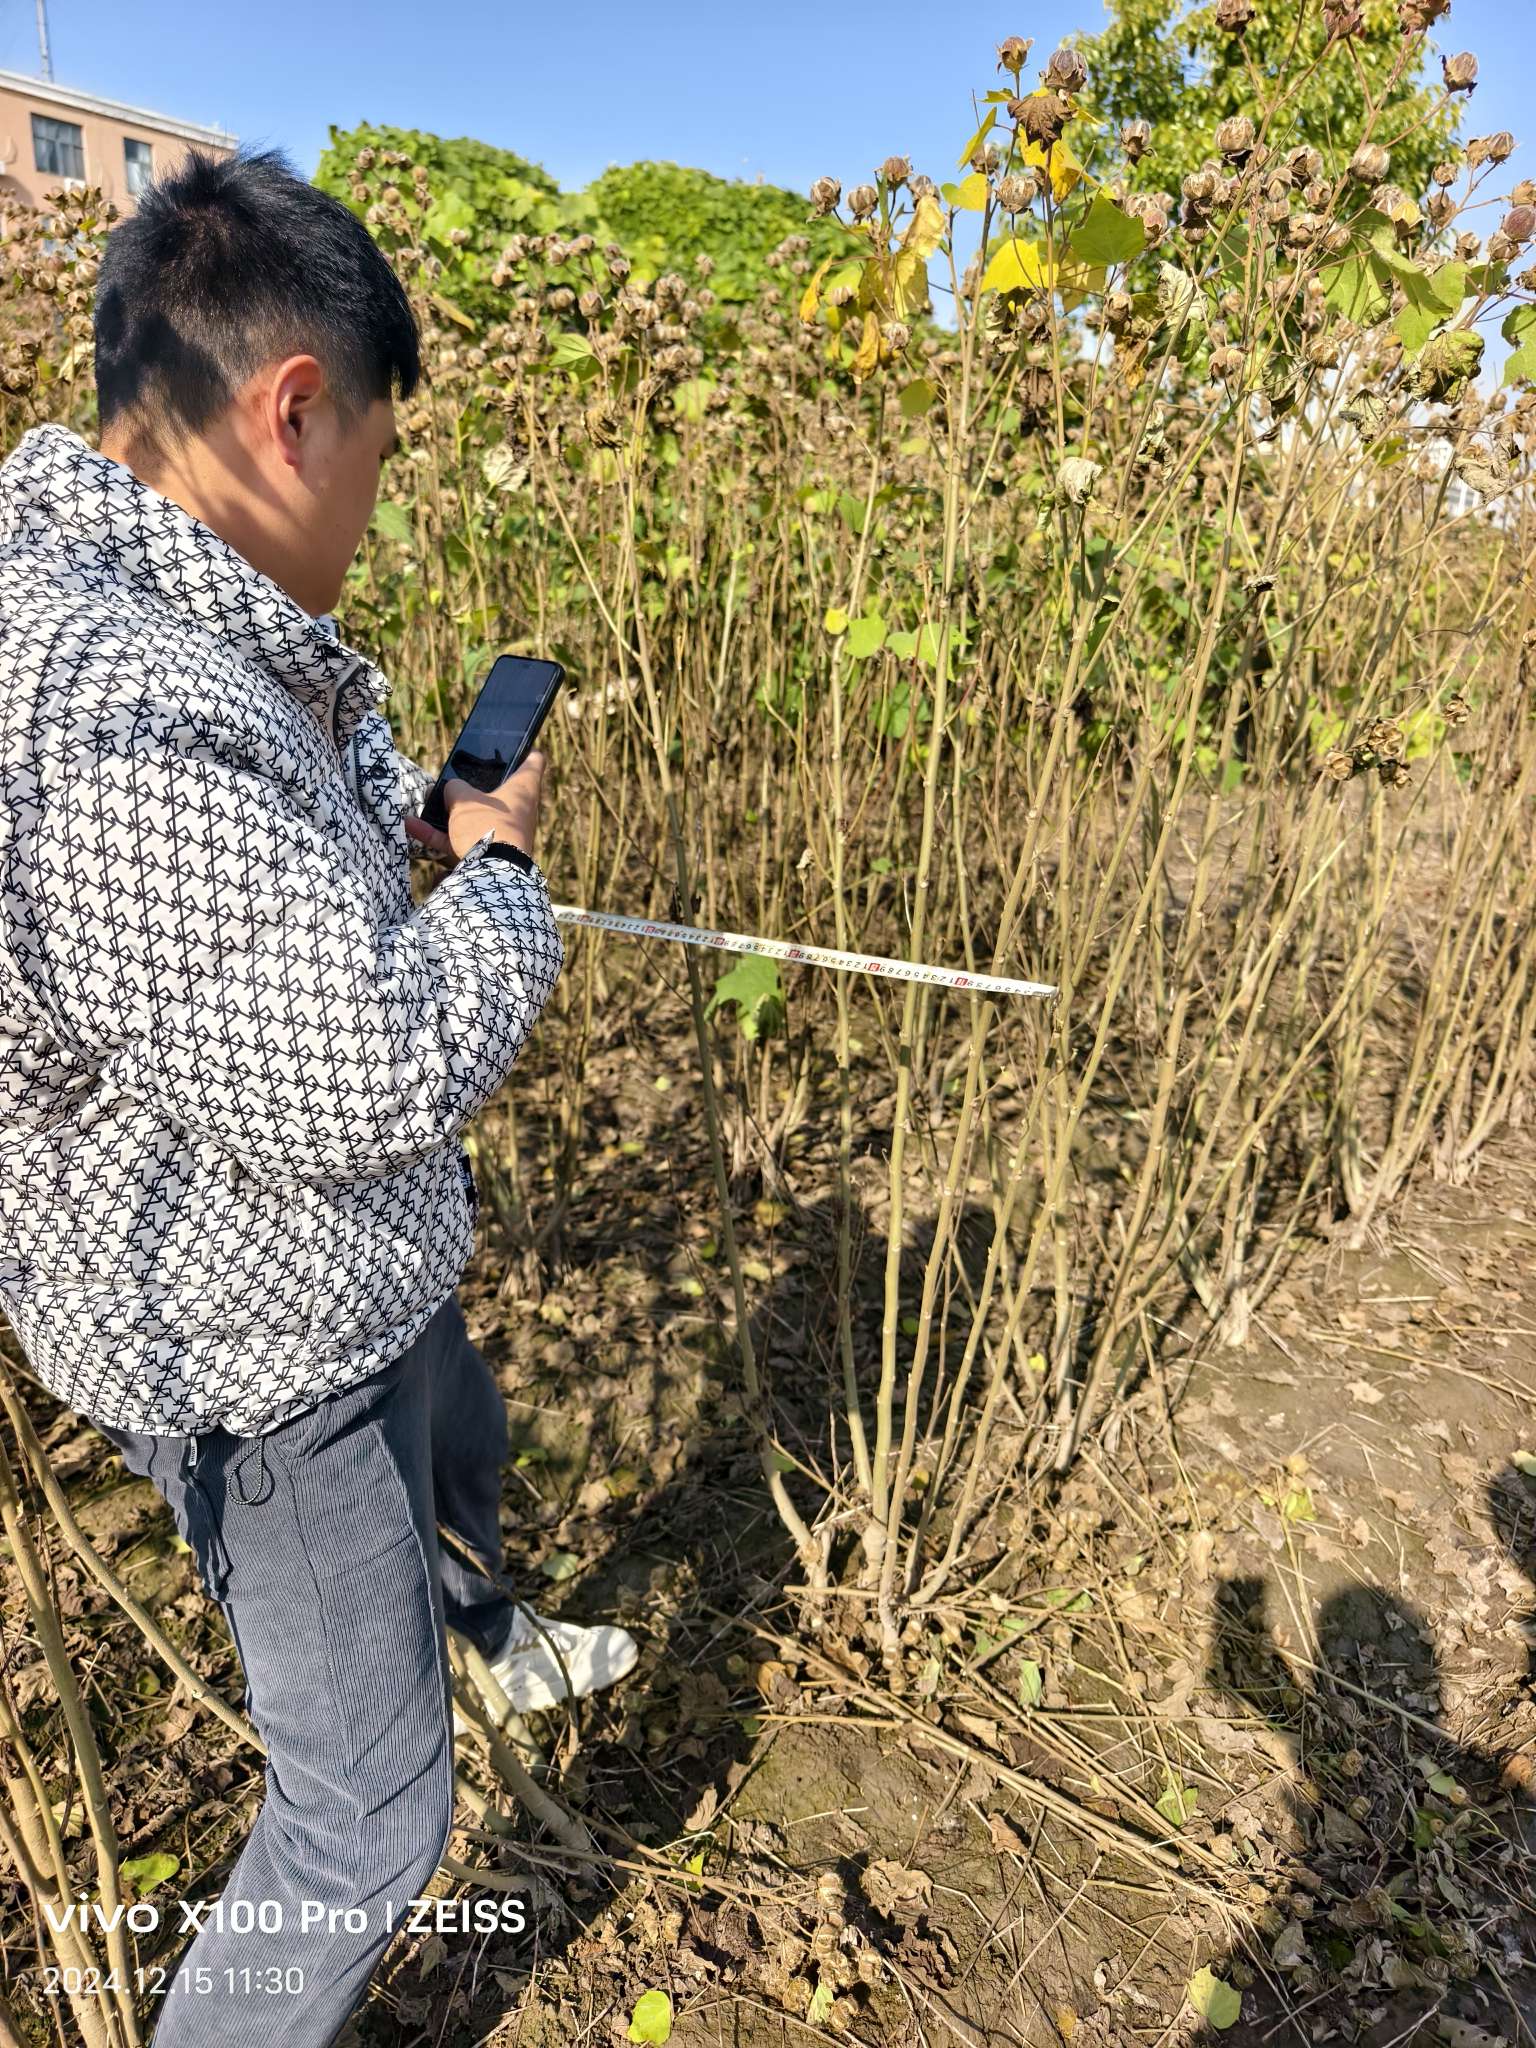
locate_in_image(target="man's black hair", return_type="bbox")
[94,147,420,442]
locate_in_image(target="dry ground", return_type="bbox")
[3,1051,1535,2048]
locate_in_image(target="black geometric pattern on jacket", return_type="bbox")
[0,425,564,1435]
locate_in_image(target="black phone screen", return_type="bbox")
[422,656,564,830]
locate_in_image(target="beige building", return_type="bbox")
[0,70,233,213]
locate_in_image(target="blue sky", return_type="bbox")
[6,0,1529,204]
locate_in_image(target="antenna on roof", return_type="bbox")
[36,0,53,81]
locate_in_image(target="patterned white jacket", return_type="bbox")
[0,425,564,1435]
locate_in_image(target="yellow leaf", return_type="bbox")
[957,108,998,170]
[1022,126,1087,203]
[430,290,478,332]
[981,234,1103,300]
[981,237,1055,294]
[799,255,834,326]
[851,310,882,382]
[900,191,946,263]
[891,247,931,319]
[948,171,989,211]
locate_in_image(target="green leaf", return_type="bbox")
[540,1550,580,1582]
[847,612,888,660]
[1280,1485,1315,1525]
[1322,252,1389,328]
[1019,1660,1043,1708]
[121,1853,179,1894]
[550,330,597,373]
[627,1990,673,2045]
[886,630,918,661]
[1042,1586,1092,1612]
[672,375,715,421]
[1511,1449,1536,1477]
[371,500,413,545]
[1503,306,1536,387]
[1157,1777,1199,1829]
[705,954,785,1043]
[823,607,849,635]
[806,1981,835,2026]
[1187,1968,1241,2030]
[899,377,937,418]
[1069,194,1146,268]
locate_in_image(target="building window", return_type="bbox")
[124,138,153,197]
[31,113,85,182]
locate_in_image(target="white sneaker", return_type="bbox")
[479,1603,639,1714]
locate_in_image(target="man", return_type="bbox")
[0,149,636,2043]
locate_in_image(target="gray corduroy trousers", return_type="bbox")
[98,1294,515,2046]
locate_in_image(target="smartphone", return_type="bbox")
[420,655,565,833]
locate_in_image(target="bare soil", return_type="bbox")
[3,1068,1535,2048]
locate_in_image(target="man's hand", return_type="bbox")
[403,814,456,864]
[442,749,548,864]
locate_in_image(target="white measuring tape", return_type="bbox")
[551,903,1057,1000]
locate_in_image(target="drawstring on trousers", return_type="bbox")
[234,1434,271,1506]
[178,1437,234,1600]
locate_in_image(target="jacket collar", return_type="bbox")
[0,422,388,746]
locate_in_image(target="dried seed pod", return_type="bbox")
[1454,230,1482,261]
[1487,230,1518,263]
[1014,92,1072,147]
[1502,205,1535,243]
[1182,166,1221,208]
[1044,46,1088,94]
[996,35,1032,74]
[996,173,1039,213]
[1398,0,1449,27]
[1215,0,1256,28]
[848,183,879,220]
[1378,757,1411,789]
[1210,344,1248,382]
[578,288,604,318]
[1121,118,1152,163]
[1124,193,1170,245]
[1216,115,1256,162]
[810,175,841,216]
[910,174,938,200]
[1285,146,1323,189]
[882,319,911,351]
[1348,143,1390,183]
[1365,719,1404,760]
[1465,132,1514,167]
[1427,192,1456,230]
[1442,51,1478,93]
[1322,748,1357,782]
[1514,180,1536,207]
[1323,0,1363,36]
[1373,184,1422,230]
[1431,160,1458,188]
[879,155,912,188]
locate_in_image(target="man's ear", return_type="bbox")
[264,355,328,471]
